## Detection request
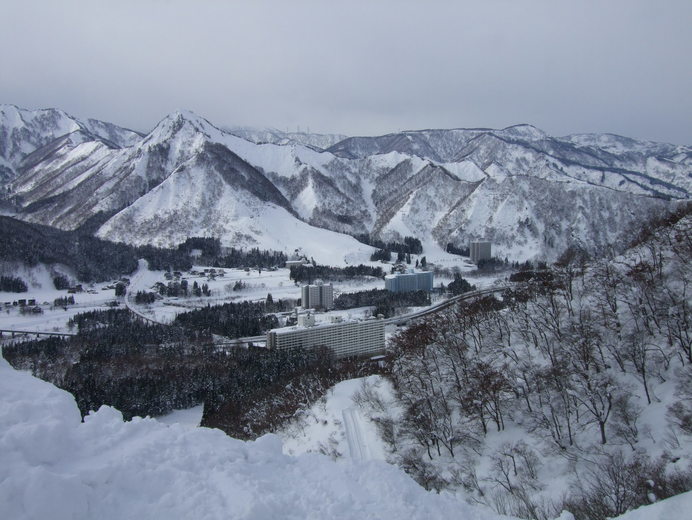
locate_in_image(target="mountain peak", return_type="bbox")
[496,124,548,141]
[160,109,219,131]
[0,103,81,133]
[145,110,224,145]
[166,109,207,122]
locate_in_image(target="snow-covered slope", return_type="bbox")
[2,353,689,520]
[0,104,141,183]
[96,143,375,265]
[0,355,510,520]
[3,105,690,263]
[609,492,692,520]
[279,376,391,461]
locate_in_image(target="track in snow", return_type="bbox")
[342,407,370,461]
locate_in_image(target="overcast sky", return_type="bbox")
[2,0,691,144]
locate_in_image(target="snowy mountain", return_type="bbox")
[2,105,690,263]
[0,104,142,183]
[3,110,373,264]
[225,125,348,150]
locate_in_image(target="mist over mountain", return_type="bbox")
[1,104,689,263]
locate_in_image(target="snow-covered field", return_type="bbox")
[0,264,122,336]
[127,263,390,325]
[2,251,486,335]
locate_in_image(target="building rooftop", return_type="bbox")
[269,316,383,335]
[384,270,429,279]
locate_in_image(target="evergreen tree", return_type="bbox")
[53,275,70,290]
[0,275,28,292]
[370,249,391,262]
[115,282,127,297]
[447,275,476,295]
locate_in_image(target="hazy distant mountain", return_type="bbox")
[1,105,690,263]
[224,126,348,151]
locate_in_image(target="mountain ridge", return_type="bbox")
[1,105,689,263]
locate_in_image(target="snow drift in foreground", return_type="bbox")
[609,491,692,520]
[1,355,689,520]
[0,357,503,520]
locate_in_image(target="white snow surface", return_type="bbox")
[608,491,692,520]
[280,376,390,462]
[0,356,513,520]
[1,355,688,520]
[154,404,204,427]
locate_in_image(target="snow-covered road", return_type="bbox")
[342,407,371,461]
[123,259,170,325]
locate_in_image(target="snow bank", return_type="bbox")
[1,355,689,520]
[280,376,390,461]
[610,491,692,520]
[0,357,508,520]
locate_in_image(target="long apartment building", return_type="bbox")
[266,317,385,359]
[301,283,334,310]
[384,270,433,293]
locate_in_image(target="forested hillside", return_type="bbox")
[0,216,138,282]
[3,308,349,421]
[0,215,191,282]
[362,206,692,520]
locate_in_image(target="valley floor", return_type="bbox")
[1,251,497,339]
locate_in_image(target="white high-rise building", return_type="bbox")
[470,241,492,264]
[301,283,334,310]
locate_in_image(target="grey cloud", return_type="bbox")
[1,0,690,144]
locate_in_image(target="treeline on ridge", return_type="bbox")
[173,300,291,338]
[334,288,430,318]
[178,237,287,268]
[289,264,383,283]
[354,234,423,255]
